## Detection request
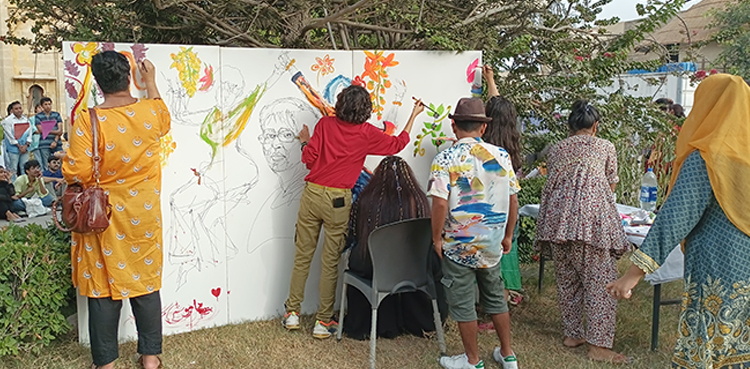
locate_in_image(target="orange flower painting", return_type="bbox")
[360,51,399,120]
[311,54,335,85]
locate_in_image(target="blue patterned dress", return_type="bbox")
[632,151,750,369]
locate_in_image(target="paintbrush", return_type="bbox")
[412,97,440,118]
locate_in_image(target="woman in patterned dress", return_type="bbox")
[535,100,630,363]
[608,74,750,369]
[63,50,170,369]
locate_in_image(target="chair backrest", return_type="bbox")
[367,217,433,295]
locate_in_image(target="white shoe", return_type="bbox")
[493,348,518,369]
[439,353,485,369]
[312,320,337,339]
[282,311,300,330]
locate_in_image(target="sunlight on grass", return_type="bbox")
[0,256,683,369]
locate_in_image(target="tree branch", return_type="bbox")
[299,0,380,34]
[333,20,414,34]
[457,4,515,27]
[179,3,277,47]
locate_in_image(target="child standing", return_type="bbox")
[535,100,630,363]
[428,98,520,369]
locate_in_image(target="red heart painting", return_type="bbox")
[211,287,221,300]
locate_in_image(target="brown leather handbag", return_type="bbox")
[53,108,112,233]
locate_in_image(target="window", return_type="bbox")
[28,84,44,114]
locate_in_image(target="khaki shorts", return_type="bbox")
[440,257,509,322]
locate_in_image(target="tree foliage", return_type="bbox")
[3,0,685,205]
[710,0,750,78]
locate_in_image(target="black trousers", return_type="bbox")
[89,291,162,366]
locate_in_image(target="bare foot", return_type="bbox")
[139,355,162,369]
[6,211,19,220]
[587,345,631,364]
[563,337,586,348]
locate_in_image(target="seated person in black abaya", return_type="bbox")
[342,156,447,340]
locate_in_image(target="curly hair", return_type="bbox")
[335,85,372,124]
[484,96,523,171]
[350,156,429,258]
[91,51,131,94]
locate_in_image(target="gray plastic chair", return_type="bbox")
[337,217,447,369]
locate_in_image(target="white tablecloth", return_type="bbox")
[519,204,684,285]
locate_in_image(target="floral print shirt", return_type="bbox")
[427,137,520,268]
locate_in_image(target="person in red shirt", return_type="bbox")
[282,84,424,339]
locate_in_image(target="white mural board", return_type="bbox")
[62,42,480,343]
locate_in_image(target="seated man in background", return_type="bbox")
[12,159,55,212]
[42,156,64,198]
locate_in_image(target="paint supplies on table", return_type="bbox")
[620,209,655,226]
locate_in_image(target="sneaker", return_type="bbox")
[438,353,484,369]
[493,348,518,369]
[312,319,337,339]
[282,311,300,330]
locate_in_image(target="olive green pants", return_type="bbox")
[285,182,351,322]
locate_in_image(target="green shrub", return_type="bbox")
[0,224,73,357]
[517,176,546,264]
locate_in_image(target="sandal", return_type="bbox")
[508,290,524,306]
[138,355,163,369]
[478,321,495,332]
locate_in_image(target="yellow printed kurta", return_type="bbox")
[63,99,171,300]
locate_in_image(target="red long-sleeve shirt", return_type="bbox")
[302,116,410,189]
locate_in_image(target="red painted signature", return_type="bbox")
[162,299,215,330]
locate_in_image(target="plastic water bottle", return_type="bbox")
[639,168,658,211]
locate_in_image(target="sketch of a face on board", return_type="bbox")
[257,98,320,173]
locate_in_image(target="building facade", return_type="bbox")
[0,1,66,119]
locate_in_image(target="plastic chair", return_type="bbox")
[337,217,447,369]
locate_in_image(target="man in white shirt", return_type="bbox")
[1,101,33,179]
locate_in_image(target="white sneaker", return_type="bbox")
[312,319,337,339]
[493,348,518,369]
[439,353,485,369]
[282,311,300,330]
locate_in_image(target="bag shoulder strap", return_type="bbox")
[51,198,74,232]
[88,108,101,185]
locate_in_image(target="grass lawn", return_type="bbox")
[0,258,682,369]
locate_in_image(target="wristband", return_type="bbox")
[300,142,308,151]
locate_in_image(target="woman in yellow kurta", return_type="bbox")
[63,50,170,369]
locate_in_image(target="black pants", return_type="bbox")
[89,291,162,366]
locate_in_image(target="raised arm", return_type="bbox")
[483,65,499,98]
[140,60,161,100]
[400,99,425,136]
[367,102,423,156]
